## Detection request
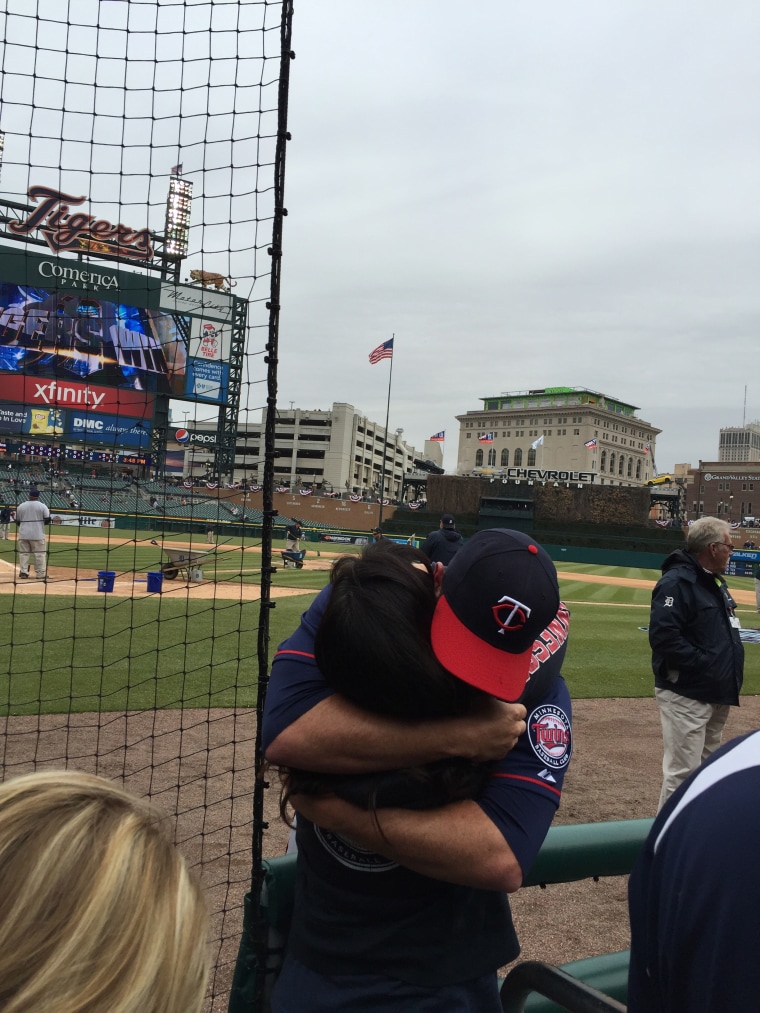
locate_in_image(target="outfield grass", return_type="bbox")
[1,561,758,714]
[556,565,760,697]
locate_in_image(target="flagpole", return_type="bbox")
[378,333,394,527]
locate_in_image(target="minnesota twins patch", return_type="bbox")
[528,704,572,770]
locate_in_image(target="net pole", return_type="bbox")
[250,3,295,1011]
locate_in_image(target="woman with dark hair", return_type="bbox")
[280,541,490,816]
[264,529,573,1013]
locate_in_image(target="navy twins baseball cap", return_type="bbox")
[431,528,569,702]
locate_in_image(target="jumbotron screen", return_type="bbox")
[0,282,183,397]
[0,247,243,448]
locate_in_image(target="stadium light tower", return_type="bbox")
[163,166,193,259]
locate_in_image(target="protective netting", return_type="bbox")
[0,1,293,1007]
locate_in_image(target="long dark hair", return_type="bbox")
[280,541,491,819]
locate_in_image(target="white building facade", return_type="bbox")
[456,387,661,487]
[719,423,760,463]
[171,402,423,499]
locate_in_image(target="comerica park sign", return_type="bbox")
[8,185,154,261]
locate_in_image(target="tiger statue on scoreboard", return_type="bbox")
[187,270,237,292]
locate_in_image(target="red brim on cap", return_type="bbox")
[431,593,534,701]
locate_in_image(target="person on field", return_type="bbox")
[421,513,464,565]
[264,530,572,1013]
[15,488,50,581]
[649,516,743,810]
[285,519,303,552]
[0,503,11,540]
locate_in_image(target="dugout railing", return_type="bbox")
[228,817,653,1013]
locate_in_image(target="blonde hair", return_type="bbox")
[0,770,209,1013]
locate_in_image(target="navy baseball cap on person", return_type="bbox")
[29,488,40,497]
[430,528,569,702]
[441,514,455,527]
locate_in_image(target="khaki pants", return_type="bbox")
[18,538,47,578]
[655,687,729,810]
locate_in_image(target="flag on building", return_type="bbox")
[644,442,650,454]
[531,435,544,450]
[369,338,394,364]
[429,431,445,442]
[584,438,597,449]
[478,432,494,443]
[170,163,183,175]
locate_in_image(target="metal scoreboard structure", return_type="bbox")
[0,230,246,480]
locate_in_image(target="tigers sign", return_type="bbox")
[8,185,154,261]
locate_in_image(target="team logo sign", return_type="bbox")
[528,704,572,770]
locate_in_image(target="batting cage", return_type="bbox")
[0,2,294,1009]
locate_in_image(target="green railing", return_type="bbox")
[228,817,653,1013]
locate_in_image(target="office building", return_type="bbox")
[171,402,423,499]
[719,423,760,463]
[456,386,661,486]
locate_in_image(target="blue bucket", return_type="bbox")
[97,571,116,593]
[147,571,164,594]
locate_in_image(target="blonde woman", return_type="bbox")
[0,770,209,1013]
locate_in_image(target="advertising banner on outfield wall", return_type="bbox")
[0,401,150,447]
[50,514,117,527]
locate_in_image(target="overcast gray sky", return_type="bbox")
[1,0,758,476]
[275,0,760,474]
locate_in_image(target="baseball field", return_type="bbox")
[2,528,759,1005]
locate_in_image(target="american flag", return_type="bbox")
[369,338,394,364]
[644,442,650,454]
[478,432,494,443]
[429,431,445,442]
[170,163,183,176]
[584,438,597,449]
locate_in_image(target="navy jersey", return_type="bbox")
[628,730,760,1012]
[263,586,572,871]
[264,587,572,996]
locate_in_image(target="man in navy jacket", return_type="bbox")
[649,516,743,809]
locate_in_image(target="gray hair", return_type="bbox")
[686,516,731,555]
